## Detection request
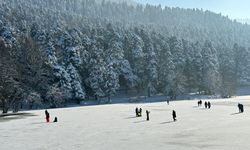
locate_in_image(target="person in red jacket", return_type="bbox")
[45,109,50,123]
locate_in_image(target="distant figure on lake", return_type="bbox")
[205,101,208,109]
[172,110,177,122]
[198,100,202,107]
[146,110,150,121]
[208,102,211,109]
[53,117,58,122]
[167,100,169,105]
[45,109,50,123]
[139,108,142,117]
[241,104,244,112]
[135,107,139,117]
[238,103,244,113]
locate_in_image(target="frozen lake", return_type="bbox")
[1,96,250,150]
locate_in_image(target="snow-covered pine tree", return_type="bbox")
[233,44,250,85]
[192,42,203,93]
[218,45,236,98]
[168,36,186,99]
[183,39,200,92]
[103,63,120,103]
[85,36,106,101]
[123,30,145,93]
[201,40,220,95]
[102,23,135,101]
[46,84,65,108]
[0,38,20,113]
[157,39,175,95]
[138,29,158,97]
[57,29,86,102]
[26,91,42,109]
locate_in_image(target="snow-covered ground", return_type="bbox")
[1,96,250,150]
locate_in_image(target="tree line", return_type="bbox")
[0,0,250,113]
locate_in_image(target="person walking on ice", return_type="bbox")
[238,103,244,113]
[135,107,139,117]
[45,109,50,123]
[146,110,150,121]
[205,101,208,109]
[172,110,177,122]
[208,101,211,109]
[139,108,142,117]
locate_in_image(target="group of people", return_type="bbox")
[135,107,177,122]
[135,107,142,117]
[43,99,244,125]
[45,109,58,123]
[198,100,211,109]
[204,101,211,109]
[135,107,151,121]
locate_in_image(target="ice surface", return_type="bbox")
[1,96,250,150]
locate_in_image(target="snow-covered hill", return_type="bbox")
[95,0,137,5]
[237,18,250,25]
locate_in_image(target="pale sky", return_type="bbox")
[134,0,250,19]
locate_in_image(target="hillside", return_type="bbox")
[237,18,250,25]
[1,0,250,112]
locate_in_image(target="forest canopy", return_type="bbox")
[1,0,250,112]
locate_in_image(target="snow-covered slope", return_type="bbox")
[95,0,137,5]
[237,18,250,25]
[1,96,250,150]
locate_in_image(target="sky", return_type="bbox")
[134,0,250,19]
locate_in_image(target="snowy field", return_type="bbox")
[1,96,250,150]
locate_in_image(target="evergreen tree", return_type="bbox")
[192,42,203,93]
[219,45,236,97]
[168,36,186,99]
[201,41,220,95]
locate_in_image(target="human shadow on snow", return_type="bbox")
[133,120,148,123]
[125,116,137,119]
[31,122,48,125]
[231,112,243,115]
[160,121,175,124]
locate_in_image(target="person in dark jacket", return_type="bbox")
[172,110,177,121]
[241,104,244,112]
[205,101,208,109]
[238,103,241,112]
[146,110,150,121]
[139,108,142,117]
[208,102,211,109]
[238,103,244,113]
[135,107,139,117]
[45,109,50,123]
